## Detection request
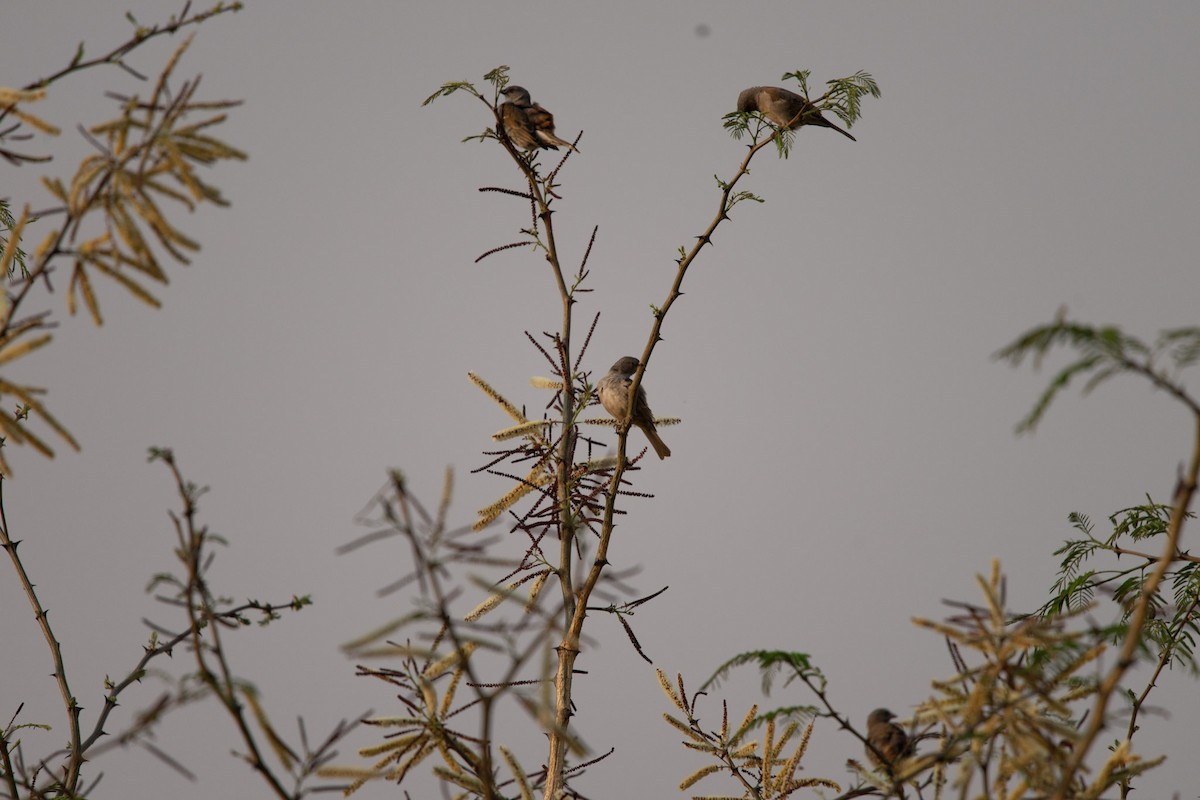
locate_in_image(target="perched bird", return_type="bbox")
[865,708,912,770]
[597,357,671,460]
[499,96,540,150]
[499,86,579,152]
[736,86,856,141]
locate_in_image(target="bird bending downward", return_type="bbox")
[597,357,671,459]
[737,86,856,141]
[499,85,579,152]
[865,708,912,770]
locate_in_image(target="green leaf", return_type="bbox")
[421,80,477,107]
[701,650,820,695]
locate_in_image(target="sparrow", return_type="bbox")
[499,86,579,152]
[865,708,912,770]
[736,86,856,141]
[596,356,670,459]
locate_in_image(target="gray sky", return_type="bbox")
[3,2,1199,797]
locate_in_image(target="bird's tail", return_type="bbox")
[542,133,580,152]
[818,118,856,141]
[642,425,671,460]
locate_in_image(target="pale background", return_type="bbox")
[2,2,1199,798]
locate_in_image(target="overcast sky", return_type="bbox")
[3,2,1199,798]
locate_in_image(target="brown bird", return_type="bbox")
[597,357,670,459]
[865,708,912,770]
[499,86,579,152]
[736,86,856,141]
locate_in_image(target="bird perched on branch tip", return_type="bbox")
[737,85,856,141]
[500,85,579,152]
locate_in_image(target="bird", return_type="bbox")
[865,708,912,771]
[499,86,579,152]
[597,356,670,460]
[736,86,856,141]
